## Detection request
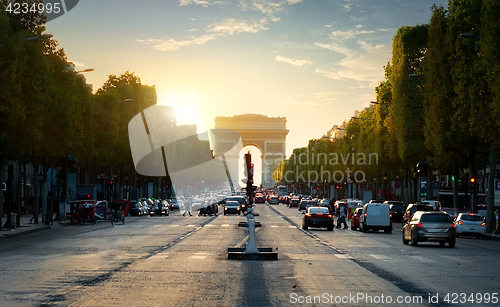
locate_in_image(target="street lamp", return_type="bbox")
[76,68,94,73]
[22,33,53,41]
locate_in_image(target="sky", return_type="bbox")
[46,0,449,162]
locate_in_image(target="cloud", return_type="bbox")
[314,42,351,56]
[137,35,217,51]
[275,55,312,67]
[138,18,269,51]
[208,18,268,35]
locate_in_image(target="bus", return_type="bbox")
[277,185,288,197]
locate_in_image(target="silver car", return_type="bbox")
[402,212,456,247]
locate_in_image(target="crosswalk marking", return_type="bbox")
[221,224,230,227]
[289,226,297,228]
[169,225,179,227]
[271,225,279,228]
[204,224,215,227]
[186,224,195,227]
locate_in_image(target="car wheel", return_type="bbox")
[439,241,446,247]
[327,226,334,231]
[410,231,418,246]
[448,239,456,247]
[456,233,460,238]
[387,227,392,234]
[402,232,409,245]
[361,224,367,233]
[351,224,355,230]
[476,234,482,239]
[302,223,308,230]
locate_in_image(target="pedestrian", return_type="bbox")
[183,199,192,216]
[337,205,348,229]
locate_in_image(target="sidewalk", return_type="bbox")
[1,214,64,238]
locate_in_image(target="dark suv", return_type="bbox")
[384,201,406,223]
[402,203,433,225]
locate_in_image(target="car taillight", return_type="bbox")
[417,222,423,228]
[364,212,367,217]
[390,212,393,218]
[306,214,311,217]
[328,214,332,218]
[481,222,486,227]
[457,220,463,225]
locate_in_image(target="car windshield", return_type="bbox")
[308,207,329,214]
[460,215,483,221]
[226,201,239,207]
[420,214,451,222]
[391,205,406,211]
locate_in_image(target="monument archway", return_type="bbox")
[212,114,289,188]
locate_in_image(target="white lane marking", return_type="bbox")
[410,256,436,263]
[289,226,297,228]
[169,225,179,227]
[150,253,170,259]
[335,254,353,259]
[186,225,195,227]
[221,224,230,227]
[370,254,391,260]
[188,252,208,259]
[271,225,279,228]
[204,224,215,227]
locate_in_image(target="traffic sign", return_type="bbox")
[433,181,440,189]
[394,182,401,189]
[420,181,427,192]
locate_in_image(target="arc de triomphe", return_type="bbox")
[212,114,289,188]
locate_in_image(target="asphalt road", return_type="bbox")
[1,204,499,307]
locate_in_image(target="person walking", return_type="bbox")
[337,204,348,229]
[183,199,192,217]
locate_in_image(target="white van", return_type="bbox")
[359,203,392,233]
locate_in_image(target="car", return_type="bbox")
[226,195,248,212]
[298,199,311,211]
[359,203,392,233]
[254,194,265,204]
[289,198,300,208]
[454,213,486,239]
[224,201,240,215]
[350,207,363,230]
[385,201,406,223]
[129,200,143,216]
[402,211,456,247]
[302,206,334,231]
[421,200,441,211]
[402,203,433,225]
[268,196,279,205]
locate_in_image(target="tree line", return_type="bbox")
[276,1,499,207]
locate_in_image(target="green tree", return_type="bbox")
[390,25,429,164]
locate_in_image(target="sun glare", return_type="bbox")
[158,92,207,135]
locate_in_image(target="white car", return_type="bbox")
[455,213,486,239]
